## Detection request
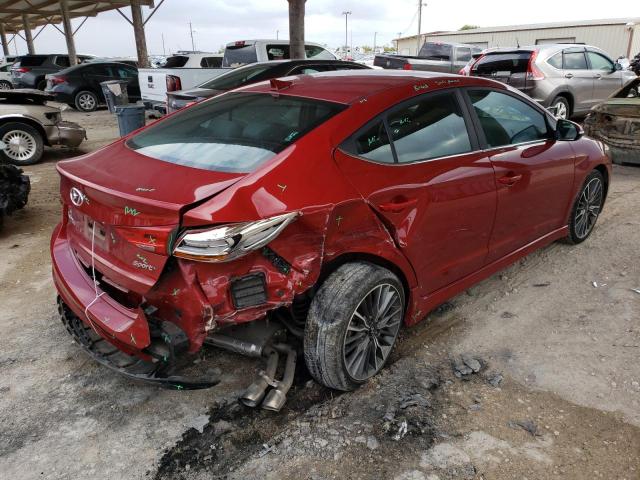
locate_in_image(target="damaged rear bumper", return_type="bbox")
[45,121,86,148]
[51,223,218,389]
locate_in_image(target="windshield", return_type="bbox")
[127,93,346,173]
[418,43,453,60]
[200,63,274,90]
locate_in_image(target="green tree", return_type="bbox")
[459,24,479,30]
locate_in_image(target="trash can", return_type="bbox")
[114,105,145,137]
[100,80,130,114]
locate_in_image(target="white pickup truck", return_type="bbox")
[222,39,338,66]
[139,52,228,112]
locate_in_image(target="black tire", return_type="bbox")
[304,262,405,391]
[74,90,98,112]
[0,80,12,90]
[550,96,571,119]
[566,170,605,245]
[36,79,46,91]
[0,122,44,166]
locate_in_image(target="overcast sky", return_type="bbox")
[6,0,637,57]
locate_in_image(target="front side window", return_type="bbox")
[563,50,588,70]
[469,90,549,148]
[388,93,471,163]
[587,51,614,71]
[127,93,345,173]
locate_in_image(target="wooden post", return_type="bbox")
[131,0,150,68]
[22,14,35,54]
[0,24,9,57]
[287,0,305,59]
[60,0,78,65]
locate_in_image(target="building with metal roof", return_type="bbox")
[397,17,640,59]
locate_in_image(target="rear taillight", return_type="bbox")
[15,67,30,73]
[114,225,175,255]
[166,74,182,92]
[402,63,413,70]
[49,75,66,85]
[527,50,545,81]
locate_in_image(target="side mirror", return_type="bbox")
[614,62,623,71]
[556,119,583,141]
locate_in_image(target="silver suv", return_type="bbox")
[468,44,637,118]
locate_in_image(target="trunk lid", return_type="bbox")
[58,140,245,293]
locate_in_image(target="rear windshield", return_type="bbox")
[418,43,453,60]
[200,63,273,90]
[16,56,47,67]
[223,45,258,67]
[164,56,189,68]
[473,52,532,74]
[127,93,346,173]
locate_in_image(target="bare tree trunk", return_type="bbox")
[288,0,305,59]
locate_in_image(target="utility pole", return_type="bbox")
[373,32,377,53]
[161,33,166,55]
[397,31,402,53]
[417,2,426,54]
[189,22,195,51]
[342,11,351,58]
[288,0,305,59]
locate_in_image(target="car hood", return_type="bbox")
[57,139,245,228]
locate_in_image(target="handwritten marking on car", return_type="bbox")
[124,206,140,216]
[414,83,429,92]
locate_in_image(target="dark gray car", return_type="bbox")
[468,44,637,119]
[11,54,94,90]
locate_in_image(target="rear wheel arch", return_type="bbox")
[553,91,574,115]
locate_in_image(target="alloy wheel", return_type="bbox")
[343,283,403,381]
[575,177,603,239]
[78,93,96,111]
[2,130,36,162]
[0,81,11,90]
[554,101,568,119]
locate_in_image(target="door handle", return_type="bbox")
[593,73,602,79]
[564,73,574,79]
[378,198,418,213]
[498,174,523,186]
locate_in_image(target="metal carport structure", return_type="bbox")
[0,1,164,67]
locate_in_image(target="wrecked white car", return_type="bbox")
[0,89,85,165]
[584,78,640,165]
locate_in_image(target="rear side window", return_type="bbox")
[388,93,471,163]
[547,52,563,69]
[563,51,587,70]
[352,121,394,164]
[473,52,531,75]
[164,56,189,68]
[468,90,548,147]
[343,92,472,164]
[17,56,47,67]
[266,45,290,60]
[127,93,345,173]
[201,56,222,68]
[55,56,70,68]
[455,48,472,62]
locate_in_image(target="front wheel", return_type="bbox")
[0,80,12,90]
[566,170,605,244]
[304,262,404,391]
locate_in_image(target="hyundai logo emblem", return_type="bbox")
[70,187,85,207]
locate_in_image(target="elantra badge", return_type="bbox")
[70,187,85,207]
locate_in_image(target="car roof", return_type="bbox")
[238,70,503,104]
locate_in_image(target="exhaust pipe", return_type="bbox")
[239,347,279,407]
[262,343,297,412]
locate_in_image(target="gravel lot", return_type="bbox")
[0,108,638,480]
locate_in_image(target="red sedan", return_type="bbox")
[51,71,610,400]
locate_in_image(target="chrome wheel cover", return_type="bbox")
[343,283,403,381]
[2,130,36,162]
[78,93,96,110]
[555,101,568,119]
[575,177,603,239]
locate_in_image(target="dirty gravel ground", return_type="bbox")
[0,108,639,480]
